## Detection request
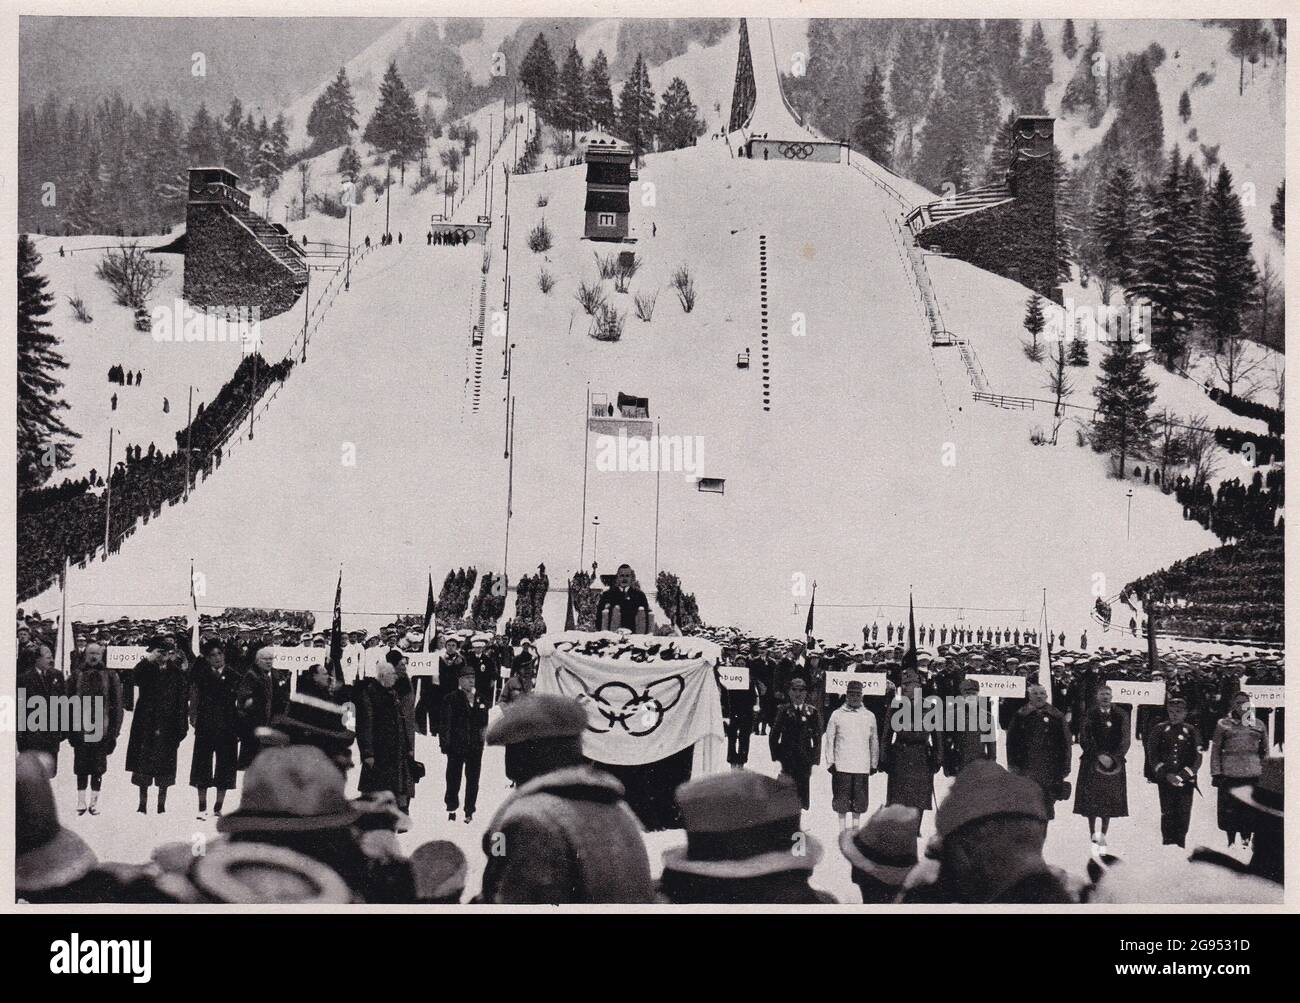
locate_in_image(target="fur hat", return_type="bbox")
[486,694,588,745]
[218,746,361,834]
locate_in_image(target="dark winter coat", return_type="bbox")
[125,659,190,781]
[236,665,274,769]
[17,665,67,764]
[1073,705,1130,818]
[1144,720,1203,784]
[189,660,241,738]
[1006,702,1071,815]
[69,666,124,777]
[883,691,941,811]
[478,765,654,904]
[355,679,414,801]
[768,701,823,772]
[440,687,489,756]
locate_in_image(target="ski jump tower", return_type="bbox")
[728,18,846,164]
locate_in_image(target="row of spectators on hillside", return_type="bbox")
[17,353,293,600]
[434,567,477,620]
[1206,386,1284,436]
[1121,534,1284,643]
[1172,468,1283,544]
[503,567,549,643]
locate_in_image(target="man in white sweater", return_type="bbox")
[824,679,880,831]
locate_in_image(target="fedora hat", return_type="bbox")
[1094,753,1122,776]
[16,752,97,895]
[218,746,361,834]
[191,842,353,904]
[839,805,920,885]
[1232,757,1283,819]
[662,772,822,879]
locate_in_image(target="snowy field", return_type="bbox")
[44,700,1271,905]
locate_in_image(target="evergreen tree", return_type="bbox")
[363,61,424,182]
[852,64,893,166]
[1092,336,1158,478]
[1271,180,1284,237]
[1017,20,1054,113]
[984,113,1016,185]
[1129,155,1199,369]
[656,77,704,152]
[1093,160,1140,301]
[1061,22,1105,126]
[1061,19,1079,59]
[616,54,656,164]
[586,50,616,133]
[1068,333,1090,366]
[1053,146,1079,285]
[17,236,76,492]
[307,68,358,153]
[915,22,998,192]
[888,22,941,162]
[940,145,971,196]
[519,32,559,120]
[185,104,223,167]
[1178,89,1192,122]
[223,99,249,178]
[338,145,362,182]
[1197,165,1258,354]
[986,19,1023,98]
[555,43,588,143]
[1023,293,1046,360]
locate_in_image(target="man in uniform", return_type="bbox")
[1144,697,1203,847]
[595,564,651,632]
[769,677,823,812]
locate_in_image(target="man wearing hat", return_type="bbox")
[190,637,242,819]
[840,804,920,903]
[268,689,357,774]
[1006,682,1072,820]
[479,694,654,903]
[1143,697,1203,847]
[355,660,415,812]
[823,679,879,830]
[17,643,67,776]
[769,677,823,811]
[900,760,1073,903]
[659,772,835,904]
[125,640,189,814]
[441,663,489,822]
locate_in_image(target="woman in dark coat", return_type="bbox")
[1072,685,1130,847]
[69,645,124,814]
[882,671,941,828]
[125,652,190,813]
[355,665,415,810]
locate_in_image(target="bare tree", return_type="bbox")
[1181,415,1220,490]
[1269,357,1285,413]
[297,162,312,222]
[1153,409,1188,487]
[1043,337,1074,444]
[95,243,170,310]
[1213,326,1266,397]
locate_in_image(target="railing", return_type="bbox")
[972,391,1035,410]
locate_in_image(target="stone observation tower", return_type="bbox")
[904,115,1060,304]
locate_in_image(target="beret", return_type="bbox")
[486,694,588,745]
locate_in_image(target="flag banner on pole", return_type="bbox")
[804,584,816,640]
[564,584,576,631]
[535,632,725,768]
[188,559,201,654]
[901,593,918,673]
[1037,595,1052,699]
[56,556,71,677]
[423,573,436,652]
[328,571,344,681]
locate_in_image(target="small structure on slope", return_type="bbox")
[583,137,634,242]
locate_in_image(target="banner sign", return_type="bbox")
[264,646,323,671]
[1242,684,1284,708]
[106,646,148,669]
[404,653,440,677]
[535,633,724,766]
[965,673,1026,698]
[824,671,888,696]
[717,666,750,690]
[1104,680,1166,706]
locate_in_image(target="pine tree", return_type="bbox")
[1178,89,1192,123]
[338,145,362,182]
[889,22,940,162]
[1197,165,1258,356]
[852,64,893,166]
[1092,161,1140,301]
[1053,146,1078,285]
[1271,180,1284,237]
[616,54,656,164]
[363,61,424,183]
[17,236,77,492]
[1017,21,1054,113]
[587,50,616,133]
[1061,19,1079,59]
[984,113,1016,185]
[307,68,358,153]
[1092,336,1157,478]
[185,104,223,166]
[1061,22,1105,126]
[1068,334,1090,366]
[1023,293,1046,361]
[223,99,249,178]
[986,19,1023,98]
[1129,155,1199,369]
[915,23,998,192]
[519,32,559,120]
[940,145,971,196]
[656,77,704,152]
[555,43,588,143]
